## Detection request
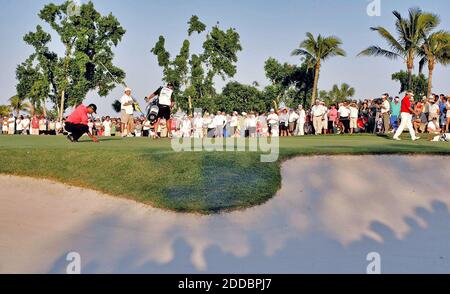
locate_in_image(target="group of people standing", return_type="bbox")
[1,114,63,136]
[2,87,449,142]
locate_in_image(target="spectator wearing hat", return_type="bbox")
[427,117,441,140]
[296,105,306,136]
[428,95,440,123]
[349,102,359,134]
[311,100,325,135]
[288,108,299,136]
[120,87,135,137]
[380,94,391,134]
[338,101,351,134]
[267,109,279,136]
[390,96,401,132]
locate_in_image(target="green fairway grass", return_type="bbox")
[0,134,449,214]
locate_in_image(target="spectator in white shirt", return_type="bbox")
[246,112,257,137]
[214,111,225,138]
[429,97,440,122]
[230,112,239,137]
[193,112,204,138]
[349,102,359,134]
[311,100,325,135]
[267,109,279,136]
[120,88,135,137]
[7,114,16,135]
[296,105,306,136]
[427,117,441,141]
[338,102,351,133]
[207,114,216,138]
[21,115,30,135]
[15,115,23,135]
[381,94,391,134]
[288,109,299,136]
[103,116,112,137]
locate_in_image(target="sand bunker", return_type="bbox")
[1,155,450,273]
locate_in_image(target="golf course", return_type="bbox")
[1,134,449,214]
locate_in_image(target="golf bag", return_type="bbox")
[146,98,159,124]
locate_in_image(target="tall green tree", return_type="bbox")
[392,71,428,100]
[320,83,355,105]
[419,31,450,97]
[17,1,126,121]
[264,58,314,109]
[0,105,10,117]
[291,32,346,105]
[151,15,242,112]
[358,7,439,90]
[218,82,264,113]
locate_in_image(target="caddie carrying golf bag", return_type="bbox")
[146,98,159,124]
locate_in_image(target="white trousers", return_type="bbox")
[296,122,305,136]
[313,116,322,135]
[393,112,417,140]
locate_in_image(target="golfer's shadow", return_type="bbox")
[77,138,119,143]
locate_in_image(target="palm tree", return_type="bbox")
[0,105,10,117]
[292,32,346,105]
[358,7,440,89]
[419,31,450,98]
[329,83,355,103]
[9,95,29,116]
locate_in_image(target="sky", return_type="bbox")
[0,0,449,115]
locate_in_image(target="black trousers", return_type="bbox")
[65,122,89,141]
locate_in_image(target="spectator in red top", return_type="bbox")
[65,104,99,143]
[31,115,40,135]
[393,91,420,141]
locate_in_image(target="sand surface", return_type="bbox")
[1,155,450,273]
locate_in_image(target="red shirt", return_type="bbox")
[67,104,89,125]
[31,116,39,128]
[400,96,412,114]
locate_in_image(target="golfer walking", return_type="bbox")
[393,91,420,141]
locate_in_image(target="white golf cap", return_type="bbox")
[270,108,275,112]
[124,87,132,92]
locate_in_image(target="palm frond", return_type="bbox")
[358,46,401,60]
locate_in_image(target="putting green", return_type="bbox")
[0,134,449,214]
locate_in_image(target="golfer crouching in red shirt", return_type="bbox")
[65,104,99,143]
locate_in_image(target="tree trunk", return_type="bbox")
[427,61,434,99]
[59,90,65,122]
[59,45,71,122]
[311,62,320,105]
[42,104,47,118]
[188,96,193,115]
[406,55,414,91]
